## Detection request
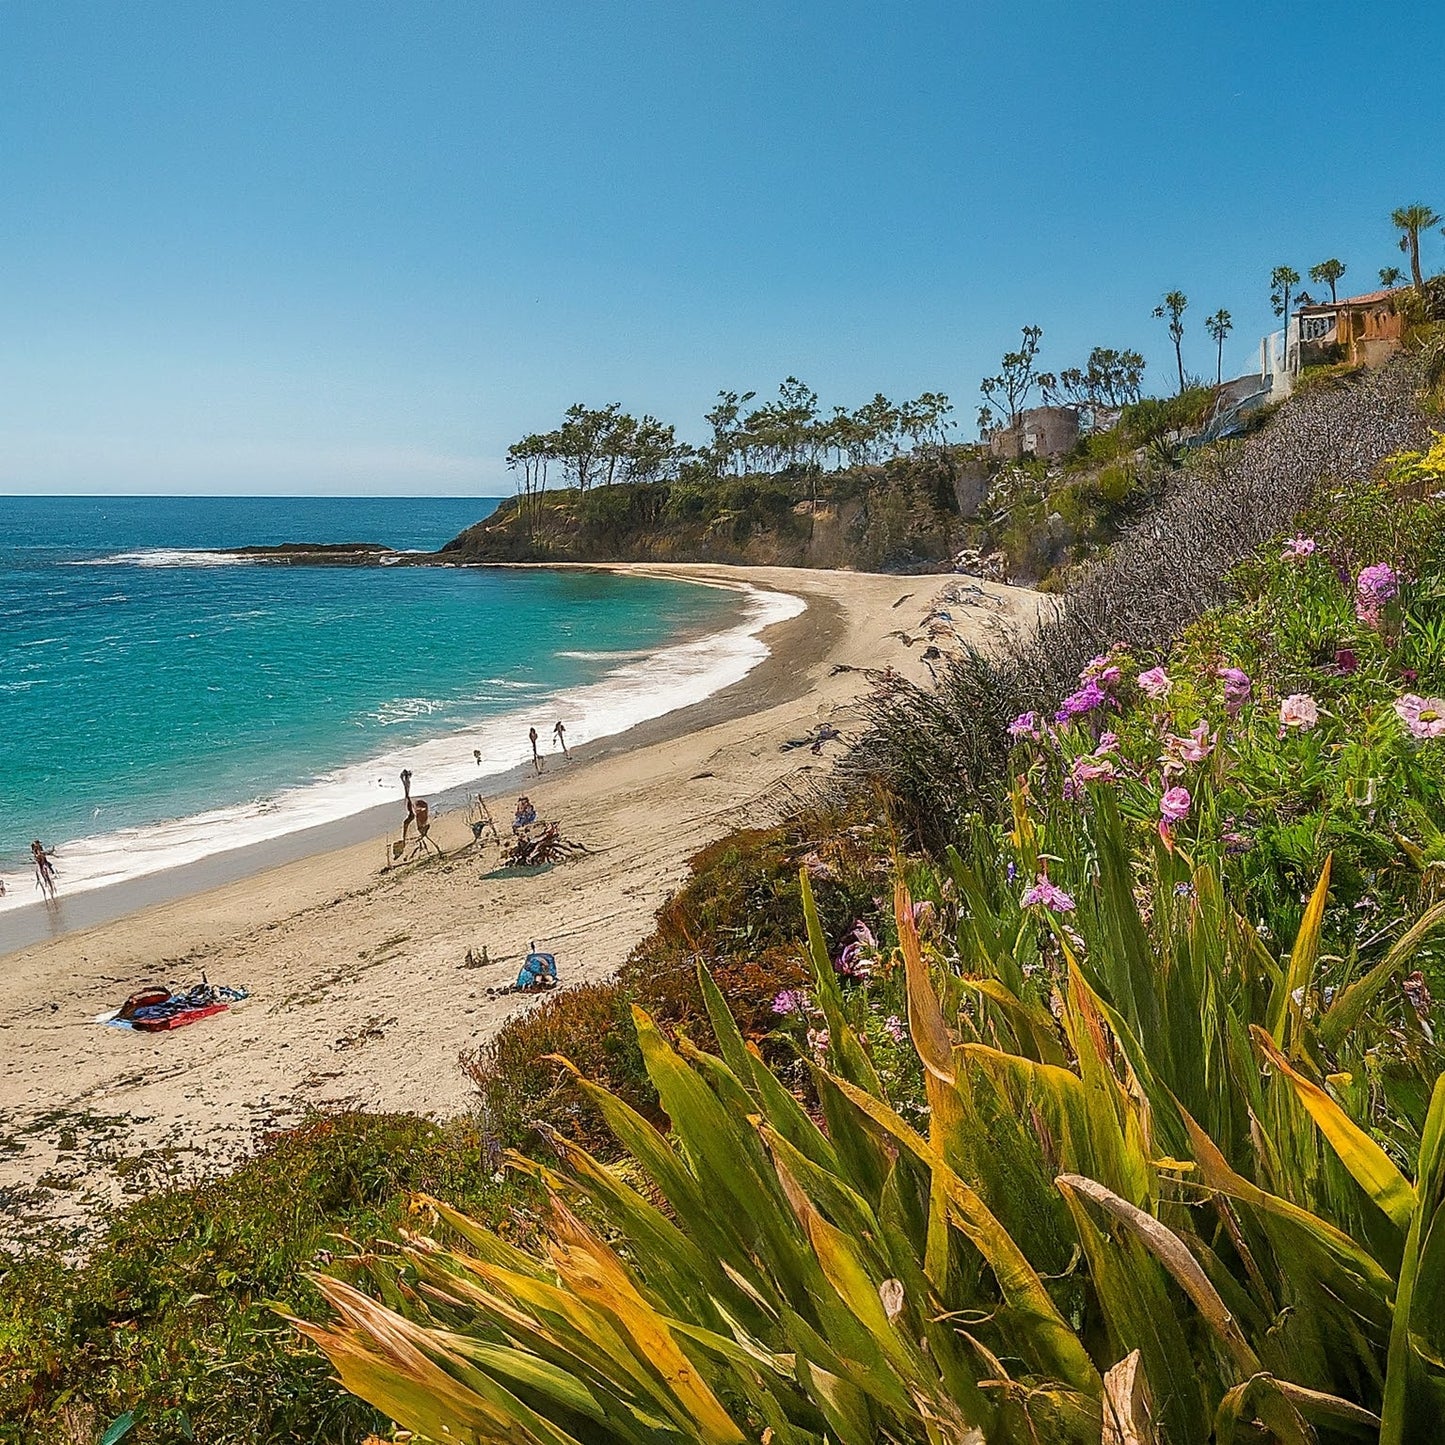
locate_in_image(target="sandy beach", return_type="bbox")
[0,563,1039,1242]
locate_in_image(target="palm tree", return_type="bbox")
[1379,265,1405,289]
[1269,265,1300,325]
[1152,291,1188,394]
[1392,204,1442,291]
[1308,258,1347,304]
[1205,308,1233,386]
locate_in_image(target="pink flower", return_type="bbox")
[771,989,808,1016]
[1163,720,1215,771]
[883,1015,907,1043]
[1137,666,1172,699]
[1082,649,1127,691]
[1279,694,1319,731]
[1066,753,1116,799]
[1395,694,1445,740]
[1021,875,1076,913]
[1217,667,1252,715]
[1282,534,1316,561]
[1095,732,1119,753]
[807,1027,830,1061]
[1159,786,1192,822]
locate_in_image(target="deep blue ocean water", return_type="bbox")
[0,497,774,907]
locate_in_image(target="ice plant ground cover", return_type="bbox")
[306,449,1445,1439]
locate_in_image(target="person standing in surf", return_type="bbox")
[31,839,58,900]
[528,727,544,775]
[552,720,570,759]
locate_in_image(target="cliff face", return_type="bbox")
[439,455,971,573]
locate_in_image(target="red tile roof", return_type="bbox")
[1299,288,1400,312]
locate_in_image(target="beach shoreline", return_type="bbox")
[0,566,794,953]
[0,563,1040,1243]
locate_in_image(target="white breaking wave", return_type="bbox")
[554,648,652,661]
[65,548,252,568]
[0,581,806,915]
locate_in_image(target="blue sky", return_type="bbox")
[1,2,1441,496]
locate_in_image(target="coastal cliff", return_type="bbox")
[438,450,977,572]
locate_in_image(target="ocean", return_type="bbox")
[0,496,800,914]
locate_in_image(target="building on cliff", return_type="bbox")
[1261,287,1406,399]
[987,404,1081,461]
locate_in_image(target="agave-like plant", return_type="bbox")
[298,796,1445,1443]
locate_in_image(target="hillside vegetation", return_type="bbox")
[7,347,1445,1443]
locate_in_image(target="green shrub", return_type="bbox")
[1,1114,527,1444]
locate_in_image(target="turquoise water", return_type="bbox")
[0,497,781,907]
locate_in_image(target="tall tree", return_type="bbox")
[1391,204,1442,292]
[1269,266,1300,333]
[1308,258,1347,305]
[1044,347,1145,409]
[1205,309,1233,387]
[979,325,1047,428]
[1152,293,1189,394]
[703,390,755,477]
[1379,265,1405,289]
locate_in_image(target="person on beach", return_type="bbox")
[513,942,558,992]
[528,727,544,774]
[512,795,537,833]
[31,839,57,900]
[400,769,416,840]
[552,720,570,758]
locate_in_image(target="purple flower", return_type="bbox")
[1217,667,1252,715]
[1356,563,1400,625]
[1223,829,1253,855]
[1137,666,1172,699]
[1334,647,1358,674]
[834,942,870,981]
[1008,710,1042,740]
[1159,786,1192,822]
[1021,875,1076,913]
[1055,678,1110,724]
[771,989,808,1016]
[1282,534,1317,561]
[1357,562,1400,600]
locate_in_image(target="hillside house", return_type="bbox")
[1262,287,1405,399]
[988,404,1080,461]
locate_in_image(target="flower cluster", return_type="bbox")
[771,988,808,1016]
[1056,651,1128,725]
[1137,666,1172,699]
[1355,562,1400,626]
[1021,875,1076,913]
[1008,710,1044,741]
[1281,534,1316,561]
[1161,719,1215,774]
